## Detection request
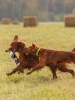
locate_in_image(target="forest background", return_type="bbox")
[0,0,75,22]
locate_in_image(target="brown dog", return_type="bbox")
[6,36,39,76]
[26,44,75,79]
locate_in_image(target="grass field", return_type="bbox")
[0,22,75,100]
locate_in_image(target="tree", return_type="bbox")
[0,0,8,20]
[24,0,38,16]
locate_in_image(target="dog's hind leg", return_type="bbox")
[51,68,57,79]
[27,63,45,75]
[50,65,58,79]
[58,63,74,77]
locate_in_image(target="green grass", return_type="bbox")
[0,22,75,100]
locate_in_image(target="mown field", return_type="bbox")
[0,22,75,100]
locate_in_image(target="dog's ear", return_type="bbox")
[32,43,37,50]
[14,35,18,42]
[32,43,36,48]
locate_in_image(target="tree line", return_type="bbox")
[0,0,75,22]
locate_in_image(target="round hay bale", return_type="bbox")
[23,16,37,27]
[64,16,75,27]
[1,18,11,24]
[12,20,20,25]
[23,17,29,27]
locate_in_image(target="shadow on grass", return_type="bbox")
[25,75,60,86]
[6,71,73,85]
[6,74,59,85]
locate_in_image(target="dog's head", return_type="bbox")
[27,44,40,56]
[6,35,26,53]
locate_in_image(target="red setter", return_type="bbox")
[6,36,39,76]
[26,44,75,79]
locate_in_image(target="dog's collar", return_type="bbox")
[36,48,41,56]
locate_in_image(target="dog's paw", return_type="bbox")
[6,73,10,76]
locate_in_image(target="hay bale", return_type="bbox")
[65,16,75,27]
[12,20,20,25]
[23,17,29,27]
[1,18,11,24]
[23,16,37,27]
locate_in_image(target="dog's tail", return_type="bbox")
[72,48,75,52]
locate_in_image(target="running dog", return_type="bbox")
[6,35,39,76]
[25,44,75,79]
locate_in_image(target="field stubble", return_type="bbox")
[0,22,75,100]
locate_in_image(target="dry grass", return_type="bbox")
[0,22,75,100]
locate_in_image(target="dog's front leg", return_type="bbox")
[6,63,25,76]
